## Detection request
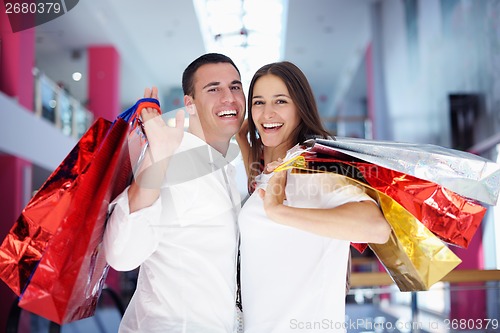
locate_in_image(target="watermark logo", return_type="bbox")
[3,0,79,33]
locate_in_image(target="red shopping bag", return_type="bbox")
[0,98,159,324]
[304,156,487,249]
[305,137,500,206]
[0,118,112,296]
[285,159,462,291]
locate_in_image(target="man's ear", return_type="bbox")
[184,95,197,115]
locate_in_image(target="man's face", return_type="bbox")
[188,63,246,144]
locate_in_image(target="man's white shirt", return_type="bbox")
[103,132,242,333]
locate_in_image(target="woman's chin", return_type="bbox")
[261,139,282,148]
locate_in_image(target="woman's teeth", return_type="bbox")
[262,123,284,129]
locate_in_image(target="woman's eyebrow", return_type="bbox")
[252,93,289,99]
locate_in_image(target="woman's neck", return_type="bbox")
[262,143,292,166]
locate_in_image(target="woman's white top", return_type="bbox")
[239,170,374,333]
[103,132,242,333]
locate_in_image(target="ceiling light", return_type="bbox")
[193,0,288,89]
[72,72,82,81]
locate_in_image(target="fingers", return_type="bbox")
[175,109,185,129]
[270,169,287,184]
[141,108,160,123]
[266,158,283,172]
[143,86,158,99]
[141,86,161,121]
[143,87,151,98]
[241,118,249,129]
[267,169,287,194]
[260,170,287,209]
[267,171,287,200]
[238,119,249,137]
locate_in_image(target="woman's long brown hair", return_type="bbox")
[246,61,330,191]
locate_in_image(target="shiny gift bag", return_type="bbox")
[304,137,500,206]
[304,157,486,249]
[280,154,462,291]
[0,98,159,324]
[0,118,111,297]
[370,191,462,291]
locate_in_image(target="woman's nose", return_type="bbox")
[262,104,275,119]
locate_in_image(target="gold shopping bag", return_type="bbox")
[279,154,462,291]
[369,191,462,291]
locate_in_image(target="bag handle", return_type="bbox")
[116,97,161,124]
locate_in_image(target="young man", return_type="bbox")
[103,53,246,333]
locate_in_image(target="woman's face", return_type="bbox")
[251,74,301,149]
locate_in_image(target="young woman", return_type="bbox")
[236,61,390,332]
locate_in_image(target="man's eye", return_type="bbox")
[231,86,242,91]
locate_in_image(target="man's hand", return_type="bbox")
[128,87,186,212]
[141,87,185,163]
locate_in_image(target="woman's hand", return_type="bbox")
[259,166,390,243]
[235,118,249,146]
[259,159,287,220]
[235,119,251,176]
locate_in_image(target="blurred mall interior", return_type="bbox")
[1,0,500,332]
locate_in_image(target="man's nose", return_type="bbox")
[221,88,235,103]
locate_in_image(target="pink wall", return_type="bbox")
[87,46,121,120]
[0,156,31,331]
[87,45,122,293]
[1,6,35,331]
[450,231,486,320]
[365,42,376,138]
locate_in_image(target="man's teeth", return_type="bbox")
[263,123,284,129]
[217,110,237,117]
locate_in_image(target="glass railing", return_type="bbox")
[33,68,93,139]
[346,269,500,333]
[321,115,372,139]
[7,270,500,333]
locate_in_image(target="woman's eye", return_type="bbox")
[276,99,287,104]
[253,100,264,105]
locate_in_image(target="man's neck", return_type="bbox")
[206,138,230,157]
[187,125,230,157]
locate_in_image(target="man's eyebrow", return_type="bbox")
[202,80,243,90]
[202,81,220,90]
